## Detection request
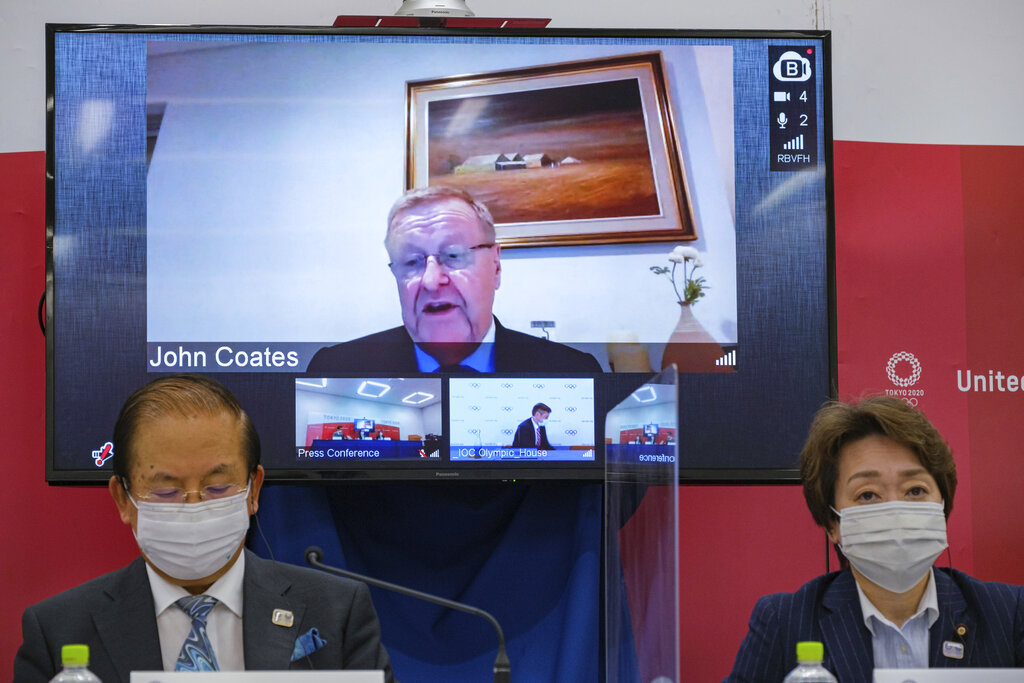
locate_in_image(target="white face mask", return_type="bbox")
[833,500,948,593]
[130,487,251,580]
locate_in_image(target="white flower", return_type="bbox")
[654,246,710,305]
[679,246,700,261]
[668,245,701,265]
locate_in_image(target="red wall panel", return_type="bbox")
[960,145,1024,583]
[679,485,826,680]
[833,140,975,575]
[0,151,138,673]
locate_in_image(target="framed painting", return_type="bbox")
[406,52,696,247]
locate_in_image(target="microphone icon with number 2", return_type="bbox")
[777,112,788,129]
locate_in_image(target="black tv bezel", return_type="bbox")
[45,23,836,486]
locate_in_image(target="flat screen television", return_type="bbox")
[45,23,834,483]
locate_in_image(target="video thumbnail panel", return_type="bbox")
[604,381,678,470]
[295,377,443,470]
[449,377,596,463]
[143,39,738,373]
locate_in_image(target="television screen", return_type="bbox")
[46,24,834,482]
[643,424,659,438]
[353,419,377,433]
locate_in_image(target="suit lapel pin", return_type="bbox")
[942,640,965,660]
[272,608,295,627]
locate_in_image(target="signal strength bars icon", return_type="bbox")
[715,349,737,367]
[783,134,804,150]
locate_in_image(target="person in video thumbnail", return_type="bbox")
[511,402,554,450]
[332,425,346,439]
[306,186,602,374]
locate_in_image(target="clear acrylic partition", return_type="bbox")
[604,367,679,683]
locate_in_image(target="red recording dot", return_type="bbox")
[807,48,814,54]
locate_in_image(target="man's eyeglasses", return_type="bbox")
[388,243,495,280]
[127,481,248,504]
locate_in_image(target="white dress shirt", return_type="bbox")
[146,551,247,671]
[856,568,939,670]
[414,320,496,372]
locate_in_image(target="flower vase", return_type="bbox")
[660,302,728,372]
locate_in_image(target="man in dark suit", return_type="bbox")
[511,403,554,450]
[725,396,1024,681]
[306,186,601,374]
[14,375,394,683]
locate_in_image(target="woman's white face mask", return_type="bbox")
[129,486,251,580]
[832,500,948,593]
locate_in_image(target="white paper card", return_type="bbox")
[131,672,384,683]
[874,670,1024,683]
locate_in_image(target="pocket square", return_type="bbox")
[291,627,327,662]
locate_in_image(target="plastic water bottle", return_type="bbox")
[49,644,102,682]
[783,641,838,682]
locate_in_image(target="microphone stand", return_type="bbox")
[305,546,511,683]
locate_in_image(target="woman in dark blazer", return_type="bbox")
[725,396,1024,682]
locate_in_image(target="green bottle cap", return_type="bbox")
[796,641,824,662]
[61,644,90,667]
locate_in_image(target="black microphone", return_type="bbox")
[305,546,511,683]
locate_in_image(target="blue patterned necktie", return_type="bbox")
[175,594,220,671]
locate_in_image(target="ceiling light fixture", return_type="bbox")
[402,391,434,405]
[631,386,657,403]
[357,381,391,398]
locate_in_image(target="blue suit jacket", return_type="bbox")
[14,551,394,683]
[725,568,1024,682]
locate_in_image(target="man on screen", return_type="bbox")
[306,186,602,374]
[511,402,555,450]
[15,374,393,682]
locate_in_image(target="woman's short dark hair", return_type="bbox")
[800,395,957,529]
[112,374,260,481]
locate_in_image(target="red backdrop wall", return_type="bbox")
[4,142,1024,679]
[1,152,139,671]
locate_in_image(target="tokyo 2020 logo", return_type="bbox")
[885,351,924,406]
[886,351,922,387]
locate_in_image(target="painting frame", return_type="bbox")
[406,52,697,248]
